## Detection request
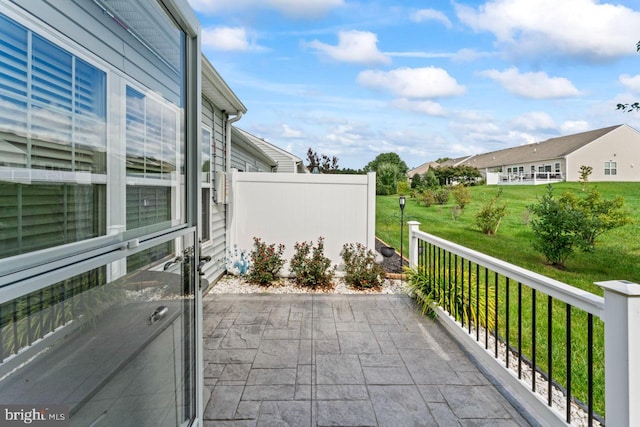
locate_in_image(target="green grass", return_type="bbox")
[377,182,640,294]
[377,182,640,419]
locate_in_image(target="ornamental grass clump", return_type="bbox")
[289,237,334,288]
[248,237,285,285]
[340,242,385,289]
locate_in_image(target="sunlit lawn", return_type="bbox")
[376,181,640,418]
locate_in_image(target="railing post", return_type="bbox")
[408,221,420,269]
[597,280,640,427]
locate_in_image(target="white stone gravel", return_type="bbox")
[209,274,408,295]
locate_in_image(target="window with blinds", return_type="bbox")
[0,12,106,173]
[0,183,106,259]
[126,86,177,179]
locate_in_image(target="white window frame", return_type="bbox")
[604,161,617,176]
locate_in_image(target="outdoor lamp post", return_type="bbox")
[399,195,406,270]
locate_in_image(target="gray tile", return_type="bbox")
[242,385,295,401]
[363,365,414,385]
[440,385,512,419]
[337,331,381,354]
[298,340,313,365]
[427,402,461,427]
[316,400,377,426]
[257,401,312,426]
[235,401,261,420]
[262,325,301,340]
[369,385,436,427]
[221,325,264,349]
[400,349,458,384]
[312,321,338,340]
[315,384,368,400]
[253,340,299,369]
[204,385,243,420]
[358,354,404,367]
[418,385,446,403]
[295,384,311,400]
[204,363,225,378]
[220,364,251,382]
[208,349,257,364]
[235,312,269,325]
[390,332,431,349]
[203,420,256,427]
[296,365,313,385]
[316,354,364,385]
[247,368,297,385]
[335,321,371,332]
[366,309,398,325]
[314,339,340,354]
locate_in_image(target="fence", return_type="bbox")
[228,171,376,270]
[407,221,640,426]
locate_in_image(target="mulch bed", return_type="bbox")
[375,237,408,275]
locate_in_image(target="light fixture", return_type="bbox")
[399,195,406,277]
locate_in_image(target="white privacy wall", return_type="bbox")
[229,171,376,271]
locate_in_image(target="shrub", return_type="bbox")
[397,180,410,195]
[289,237,334,288]
[452,184,471,209]
[529,186,580,267]
[248,237,285,285]
[474,189,507,235]
[340,243,385,289]
[405,266,495,328]
[433,187,450,205]
[417,189,435,207]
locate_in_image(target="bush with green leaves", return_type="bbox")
[248,237,286,285]
[340,242,385,289]
[375,162,400,195]
[452,184,471,209]
[433,187,450,205]
[474,189,507,235]
[397,180,410,195]
[529,185,634,266]
[417,189,435,207]
[289,237,334,288]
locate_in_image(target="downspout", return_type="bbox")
[225,111,243,261]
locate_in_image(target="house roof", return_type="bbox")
[235,128,306,173]
[230,127,277,168]
[408,161,438,178]
[201,56,247,115]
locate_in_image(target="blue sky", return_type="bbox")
[188,0,640,170]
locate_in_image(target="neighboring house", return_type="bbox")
[412,124,640,185]
[235,127,307,173]
[407,161,439,179]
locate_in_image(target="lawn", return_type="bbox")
[376,182,640,295]
[376,182,640,419]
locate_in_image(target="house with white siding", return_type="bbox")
[411,124,640,185]
[236,127,307,173]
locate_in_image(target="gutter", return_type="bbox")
[225,111,243,263]
[226,111,243,174]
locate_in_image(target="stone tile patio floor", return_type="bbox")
[202,293,535,427]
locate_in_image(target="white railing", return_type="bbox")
[498,172,564,184]
[408,221,640,426]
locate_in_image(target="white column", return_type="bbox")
[597,280,640,427]
[407,221,421,269]
[366,172,376,252]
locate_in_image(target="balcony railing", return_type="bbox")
[407,221,640,426]
[499,172,564,184]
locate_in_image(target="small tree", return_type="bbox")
[452,184,471,209]
[375,162,400,195]
[306,148,339,173]
[529,185,581,267]
[474,189,507,235]
[433,187,450,205]
[410,173,423,189]
[578,165,593,190]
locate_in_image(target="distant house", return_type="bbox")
[235,128,307,173]
[411,124,640,185]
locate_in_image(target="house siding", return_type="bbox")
[201,98,228,283]
[566,125,640,181]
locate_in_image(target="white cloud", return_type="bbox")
[620,74,640,94]
[456,0,640,61]
[480,67,582,99]
[385,48,496,62]
[202,27,264,52]
[189,0,344,18]
[560,120,590,134]
[411,9,452,28]
[390,99,447,116]
[357,67,466,98]
[511,112,557,131]
[306,31,391,65]
[281,124,303,138]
